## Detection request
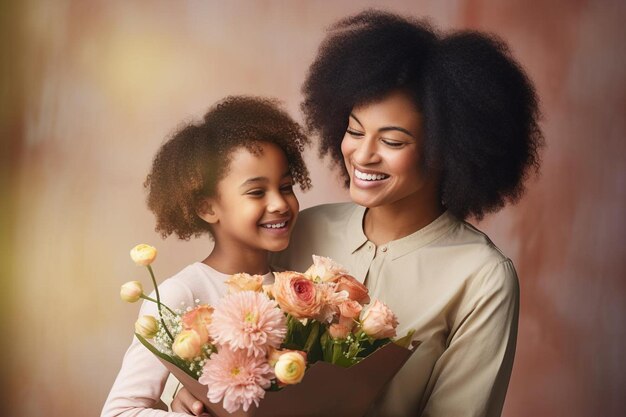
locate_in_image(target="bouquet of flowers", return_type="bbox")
[120,244,417,416]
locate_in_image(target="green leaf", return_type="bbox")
[135,333,198,379]
[393,329,416,349]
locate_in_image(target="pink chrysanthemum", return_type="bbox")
[210,290,287,357]
[199,348,273,413]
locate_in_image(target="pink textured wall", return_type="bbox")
[1,1,624,416]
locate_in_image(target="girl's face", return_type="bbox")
[341,89,438,210]
[203,142,299,254]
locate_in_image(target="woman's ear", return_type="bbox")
[197,198,219,224]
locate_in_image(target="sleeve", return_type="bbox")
[421,259,520,417]
[101,280,194,417]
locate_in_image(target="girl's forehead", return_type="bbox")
[220,142,290,181]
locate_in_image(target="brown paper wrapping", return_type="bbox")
[159,342,416,417]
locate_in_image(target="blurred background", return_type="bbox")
[0,1,624,416]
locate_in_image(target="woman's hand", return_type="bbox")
[171,387,210,416]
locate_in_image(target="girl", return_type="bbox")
[102,96,311,417]
[174,10,542,417]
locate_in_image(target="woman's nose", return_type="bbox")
[352,136,381,165]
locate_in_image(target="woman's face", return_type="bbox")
[341,89,437,210]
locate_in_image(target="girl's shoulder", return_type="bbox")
[143,263,226,314]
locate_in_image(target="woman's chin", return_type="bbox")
[349,186,384,209]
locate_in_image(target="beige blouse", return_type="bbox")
[271,203,519,417]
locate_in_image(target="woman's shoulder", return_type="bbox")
[450,220,518,292]
[425,215,517,290]
[441,217,510,263]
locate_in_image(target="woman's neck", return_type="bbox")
[202,243,270,276]
[363,192,444,246]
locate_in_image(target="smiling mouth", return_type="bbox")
[259,220,288,229]
[354,168,390,181]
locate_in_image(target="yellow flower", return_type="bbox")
[274,351,306,385]
[130,244,157,266]
[120,281,143,303]
[172,329,203,360]
[225,273,264,293]
[134,315,159,339]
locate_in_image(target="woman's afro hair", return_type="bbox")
[302,10,543,220]
[145,96,311,240]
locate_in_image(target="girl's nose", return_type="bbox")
[352,136,381,165]
[267,192,289,214]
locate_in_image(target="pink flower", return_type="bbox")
[182,305,214,345]
[272,272,325,320]
[338,299,363,319]
[328,323,352,340]
[199,348,273,413]
[304,255,348,282]
[316,282,348,323]
[334,274,370,304]
[209,291,287,357]
[335,299,362,332]
[360,300,399,339]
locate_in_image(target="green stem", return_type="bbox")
[140,294,176,315]
[147,265,174,341]
[332,341,343,364]
[303,321,320,353]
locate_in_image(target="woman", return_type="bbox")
[174,10,542,417]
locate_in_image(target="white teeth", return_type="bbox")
[354,168,388,181]
[261,221,286,229]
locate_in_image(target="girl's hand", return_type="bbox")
[171,387,211,416]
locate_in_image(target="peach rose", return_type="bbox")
[120,281,143,303]
[172,329,203,360]
[335,274,370,304]
[182,305,214,344]
[338,299,363,319]
[130,244,157,266]
[328,323,352,340]
[272,272,324,320]
[361,300,398,339]
[338,314,356,331]
[274,351,307,385]
[134,315,158,339]
[225,273,264,293]
[304,255,349,282]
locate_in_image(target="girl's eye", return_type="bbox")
[346,128,364,138]
[382,139,405,148]
[280,183,294,194]
[246,189,265,197]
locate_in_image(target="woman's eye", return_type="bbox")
[382,139,405,148]
[346,128,364,138]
